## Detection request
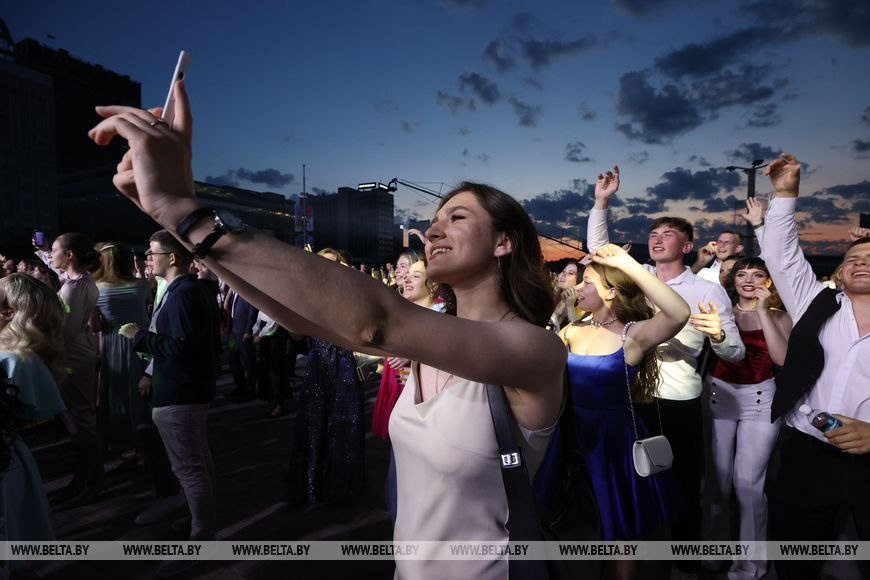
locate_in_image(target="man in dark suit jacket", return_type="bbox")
[228,290,259,400]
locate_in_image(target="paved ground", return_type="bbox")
[17,360,864,580]
[22,361,395,579]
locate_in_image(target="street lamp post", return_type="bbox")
[725,159,767,257]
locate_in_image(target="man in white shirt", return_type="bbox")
[760,153,870,580]
[692,230,745,284]
[588,167,745,573]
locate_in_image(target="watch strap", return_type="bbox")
[176,207,215,242]
[192,223,225,259]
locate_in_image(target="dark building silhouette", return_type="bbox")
[306,187,394,264]
[2,25,295,251]
[0,22,58,251]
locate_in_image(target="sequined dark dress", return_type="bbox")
[569,349,682,540]
[288,338,365,504]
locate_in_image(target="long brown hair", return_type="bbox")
[93,241,137,284]
[725,257,783,311]
[55,232,101,272]
[589,262,661,403]
[438,182,554,327]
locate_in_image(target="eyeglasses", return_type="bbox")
[145,250,172,257]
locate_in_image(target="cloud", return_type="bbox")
[458,71,501,105]
[401,120,418,133]
[615,70,703,143]
[745,103,782,128]
[654,26,783,79]
[311,187,332,196]
[646,167,741,201]
[520,36,597,69]
[508,96,542,127]
[373,99,398,113]
[565,141,592,163]
[727,142,780,164]
[521,186,595,238]
[863,106,870,125]
[483,40,515,73]
[628,151,650,164]
[579,101,596,121]
[611,215,656,243]
[511,11,534,32]
[613,0,682,16]
[794,196,851,223]
[702,194,741,213]
[478,152,491,162]
[459,126,471,136]
[744,0,870,48]
[436,90,476,114]
[688,155,712,167]
[690,63,784,111]
[624,196,667,213]
[522,76,543,90]
[824,180,870,199]
[852,139,870,158]
[205,167,294,189]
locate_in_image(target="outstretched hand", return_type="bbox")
[88,80,197,226]
[689,301,722,339]
[742,197,764,227]
[594,165,620,200]
[764,153,800,198]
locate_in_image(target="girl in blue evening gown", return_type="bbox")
[560,174,690,578]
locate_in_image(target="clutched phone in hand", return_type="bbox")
[161,50,190,129]
[33,230,45,247]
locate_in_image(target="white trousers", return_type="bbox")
[702,377,780,580]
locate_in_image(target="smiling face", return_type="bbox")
[733,267,771,299]
[648,224,693,265]
[715,232,744,261]
[557,263,579,289]
[403,261,431,302]
[576,266,615,313]
[841,241,870,295]
[424,191,507,286]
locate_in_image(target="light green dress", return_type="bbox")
[0,352,66,542]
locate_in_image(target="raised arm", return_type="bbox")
[589,244,690,362]
[87,81,566,395]
[759,153,824,320]
[587,165,618,251]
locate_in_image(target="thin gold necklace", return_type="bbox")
[589,317,617,328]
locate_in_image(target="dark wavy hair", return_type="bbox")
[588,263,661,403]
[438,182,554,327]
[725,256,783,311]
[55,232,101,272]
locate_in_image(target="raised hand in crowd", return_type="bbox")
[848,226,870,242]
[742,196,765,227]
[764,152,800,197]
[691,241,718,273]
[593,164,619,209]
[689,301,724,343]
[826,416,870,455]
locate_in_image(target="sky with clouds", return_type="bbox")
[7,0,869,257]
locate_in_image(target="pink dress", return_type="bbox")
[370,358,404,440]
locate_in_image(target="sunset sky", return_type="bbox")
[7,0,869,258]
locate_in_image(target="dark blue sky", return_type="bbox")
[7,0,869,255]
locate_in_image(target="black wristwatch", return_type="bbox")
[176,207,216,242]
[190,209,247,259]
[711,329,726,344]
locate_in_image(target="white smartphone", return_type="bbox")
[160,50,190,128]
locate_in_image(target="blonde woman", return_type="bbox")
[0,274,66,546]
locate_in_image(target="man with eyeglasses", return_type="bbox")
[120,230,221,576]
[692,230,746,284]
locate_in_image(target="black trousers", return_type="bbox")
[769,426,870,580]
[639,396,703,572]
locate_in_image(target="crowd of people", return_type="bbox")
[0,78,867,580]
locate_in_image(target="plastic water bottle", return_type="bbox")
[799,404,844,433]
